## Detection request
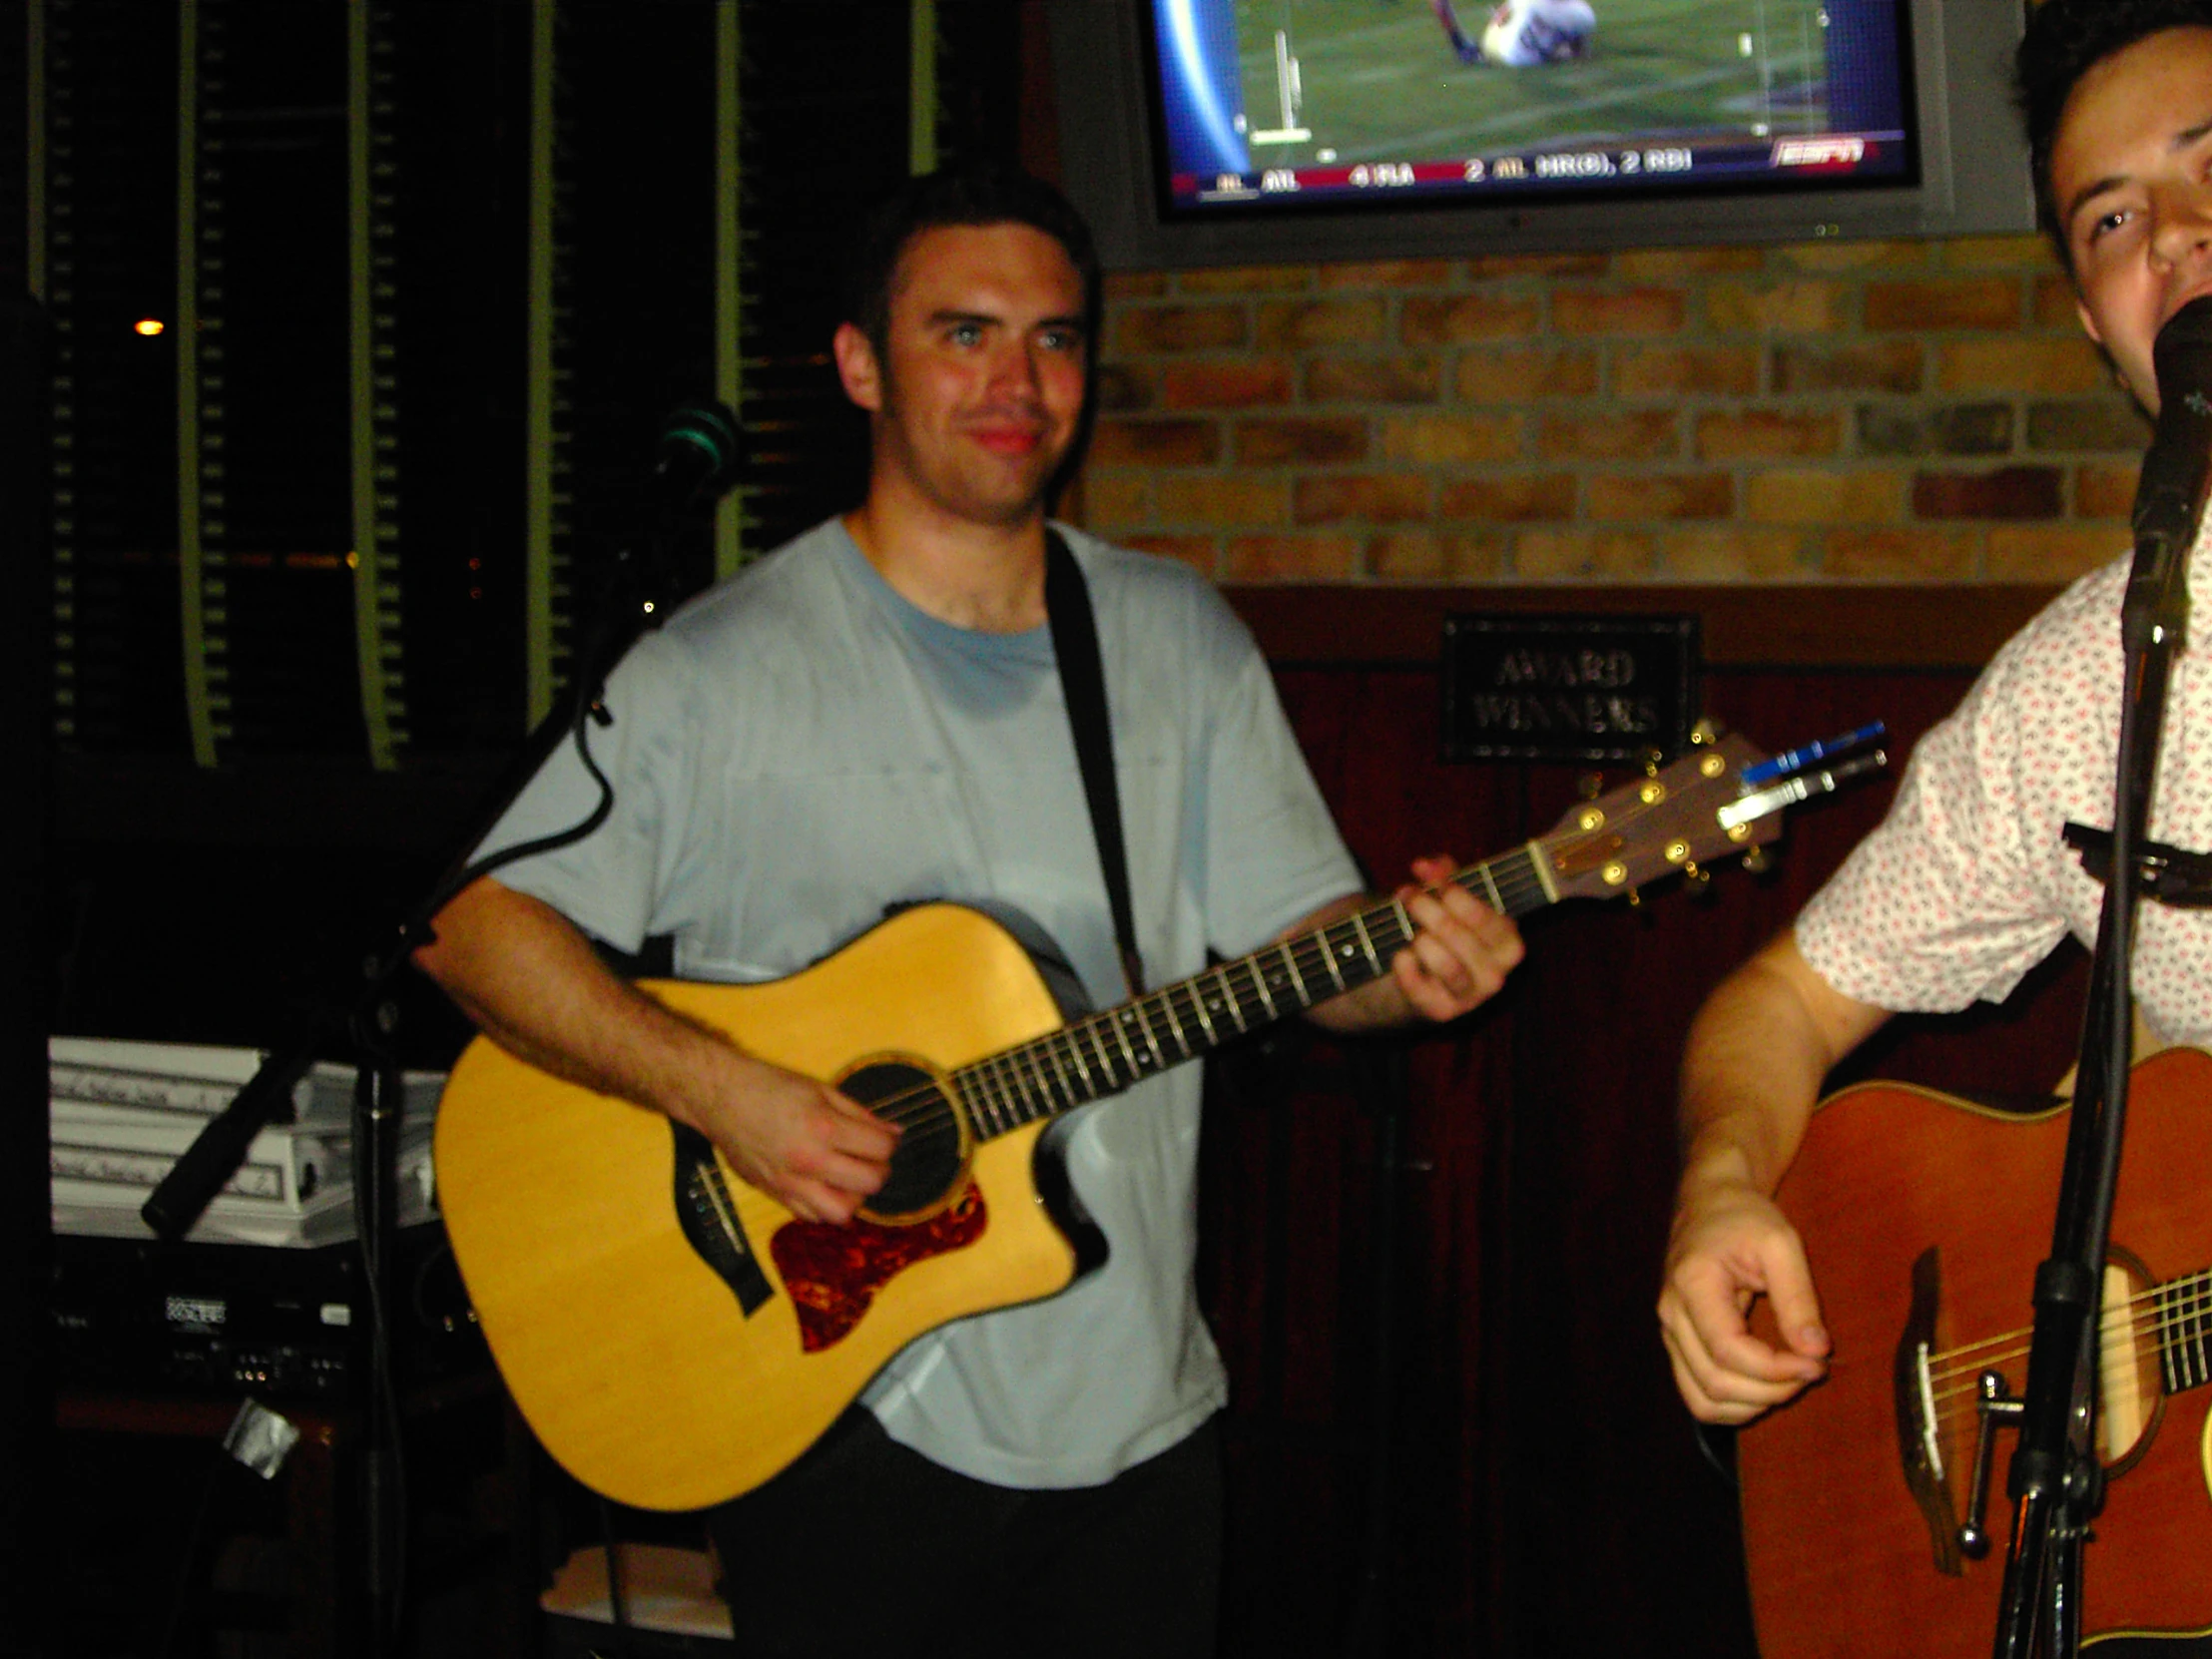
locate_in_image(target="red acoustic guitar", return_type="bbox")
[1738,1048,2212,1657]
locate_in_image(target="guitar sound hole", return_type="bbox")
[841,1059,963,1221]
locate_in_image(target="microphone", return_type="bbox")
[2127,296,2212,645]
[651,401,743,513]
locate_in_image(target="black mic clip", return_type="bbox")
[2064,821,2212,908]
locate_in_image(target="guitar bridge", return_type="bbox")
[1895,1247,1964,1576]
[671,1123,774,1317]
[1892,1246,2167,1576]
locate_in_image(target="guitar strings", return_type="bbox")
[1922,1274,2209,1389]
[1813,1289,2204,1386]
[734,787,1718,1220]
[1807,1277,2212,1431]
[782,828,1619,1159]
[796,867,1529,1144]
[746,803,1706,1212]
[1924,1306,2176,1436]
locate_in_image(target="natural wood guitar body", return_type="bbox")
[1738,1048,2212,1657]
[433,735,1791,1511]
[435,903,1081,1511]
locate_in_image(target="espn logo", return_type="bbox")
[1772,137,1867,169]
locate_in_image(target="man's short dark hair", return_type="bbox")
[842,163,1103,364]
[2018,0,2212,255]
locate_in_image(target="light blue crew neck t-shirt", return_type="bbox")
[477,518,1361,1488]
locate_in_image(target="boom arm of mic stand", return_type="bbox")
[140,518,669,1241]
[139,1043,321,1239]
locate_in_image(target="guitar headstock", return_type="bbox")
[1537,731,1782,904]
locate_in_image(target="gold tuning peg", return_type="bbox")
[1690,718,1721,746]
[1742,845,1771,874]
[1624,885,1642,907]
[1639,746,1665,779]
[1576,772,1605,802]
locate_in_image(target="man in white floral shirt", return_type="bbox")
[1659,0,2212,1426]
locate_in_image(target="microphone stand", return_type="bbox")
[1989,373,2202,1657]
[137,403,739,1649]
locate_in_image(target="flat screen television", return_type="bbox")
[1047,0,2035,268]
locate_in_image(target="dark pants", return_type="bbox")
[704,1409,1223,1658]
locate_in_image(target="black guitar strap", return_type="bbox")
[1043,529,1146,996]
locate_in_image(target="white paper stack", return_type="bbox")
[49,1036,444,1248]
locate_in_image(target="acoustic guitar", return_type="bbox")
[438,733,1783,1510]
[1738,1047,2212,1657]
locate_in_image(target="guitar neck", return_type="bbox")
[952,842,1561,1142]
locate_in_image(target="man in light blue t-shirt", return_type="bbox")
[416,165,1523,1657]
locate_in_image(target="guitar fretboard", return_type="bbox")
[2155,1268,2212,1393]
[948,846,1556,1142]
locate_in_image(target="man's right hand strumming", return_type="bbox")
[1658,1175,1829,1424]
[414,874,898,1226]
[1659,930,1891,1425]
[671,1044,899,1226]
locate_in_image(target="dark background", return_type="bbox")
[1202,592,2084,1656]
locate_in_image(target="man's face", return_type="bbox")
[835,223,1088,530]
[2052,25,2212,415]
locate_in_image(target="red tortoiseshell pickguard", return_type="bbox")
[769,1184,989,1353]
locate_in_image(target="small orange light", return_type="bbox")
[134,318,166,337]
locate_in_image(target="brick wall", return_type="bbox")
[1073,236,2148,586]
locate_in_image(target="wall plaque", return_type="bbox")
[1440,614,1700,763]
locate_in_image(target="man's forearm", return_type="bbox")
[413,875,899,1223]
[1676,931,1889,1197]
[412,876,731,1130]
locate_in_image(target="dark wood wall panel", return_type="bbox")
[1204,587,2089,1658]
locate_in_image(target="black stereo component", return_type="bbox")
[50,1223,482,1402]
